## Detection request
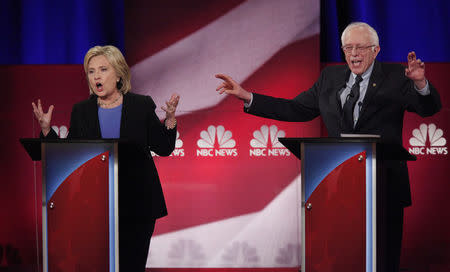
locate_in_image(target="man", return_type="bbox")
[215,22,441,271]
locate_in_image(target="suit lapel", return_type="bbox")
[87,96,102,138]
[333,66,351,114]
[119,92,129,138]
[355,61,385,129]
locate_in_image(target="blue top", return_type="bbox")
[98,104,122,138]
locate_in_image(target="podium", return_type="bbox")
[278,137,415,272]
[20,138,120,272]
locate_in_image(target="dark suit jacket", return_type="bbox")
[246,61,441,206]
[45,92,176,219]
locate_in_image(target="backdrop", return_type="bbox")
[1,0,448,271]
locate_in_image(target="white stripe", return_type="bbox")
[148,175,302,267]
[131,0,319,117]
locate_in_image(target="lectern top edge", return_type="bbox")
[278,137,416,161]
[19,138,122,161]
[20,138,123,143]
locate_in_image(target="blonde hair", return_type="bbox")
[83,45,131,94]
[341,22,379,47]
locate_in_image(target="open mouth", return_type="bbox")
[96,83,103,91]
[351,60,362,67]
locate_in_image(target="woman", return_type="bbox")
[32,45,180,271]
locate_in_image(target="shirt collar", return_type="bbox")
[351,61,374,83]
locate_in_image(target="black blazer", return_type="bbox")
[45,92,176,219]
[246,61,441,206]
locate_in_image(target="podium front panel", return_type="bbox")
[301,142,376,272]
[41,142,118,272]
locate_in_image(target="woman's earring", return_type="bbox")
[116,78,123,89]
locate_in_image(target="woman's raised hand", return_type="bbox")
[32,99,54,136]
[161,94,180,129]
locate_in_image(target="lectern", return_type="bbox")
[278,137,415,272]
[20,138,120,272]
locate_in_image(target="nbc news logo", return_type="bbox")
[408,123,447,155]
[196,125,238,157]
[249,125,290,157]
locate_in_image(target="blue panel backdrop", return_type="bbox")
[1,0,124,64]
[321,0,450,62]
[2,0,448,64]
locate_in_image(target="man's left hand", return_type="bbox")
[405,51,427,89]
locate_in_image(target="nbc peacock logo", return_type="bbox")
[196,125,237,157]
[51,125,68,138]
[249,125,290,157]
[408,123,447,155]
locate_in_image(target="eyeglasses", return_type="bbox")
[341,45,375,54]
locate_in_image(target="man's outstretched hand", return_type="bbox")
[215,74,252,103]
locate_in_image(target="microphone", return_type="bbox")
[358,101,363,114]
[346,92,353,102]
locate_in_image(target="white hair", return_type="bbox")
[341,22,379,47]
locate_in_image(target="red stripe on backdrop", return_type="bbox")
[3,64,448,270]
[125,0,246,66]
[401,63,450,271]
[3,61,447,270]
[153,35,320,235]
